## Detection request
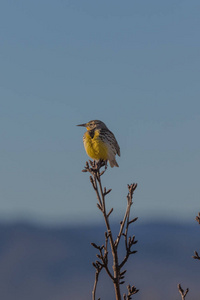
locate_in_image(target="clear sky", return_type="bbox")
[0,0,200,225]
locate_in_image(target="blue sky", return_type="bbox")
[0,0,200,225]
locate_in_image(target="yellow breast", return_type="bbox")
[83,130,108,160]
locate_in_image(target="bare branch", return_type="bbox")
[83,160,138,300]
[128,217,138,225]
[104,188,112,196]
[193,212,200,261]
[91,242,100,250]
[192,250,200,260]
[123,285,139,300]
[107,208,114,218]
[92,264,102,300]
[195,212,200,224]
[115,184,137,248]
[178,284,189,300]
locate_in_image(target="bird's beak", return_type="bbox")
[77,123,87,127]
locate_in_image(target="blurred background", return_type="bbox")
[0,0,200,299]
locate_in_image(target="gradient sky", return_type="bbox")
[0,0,200,225]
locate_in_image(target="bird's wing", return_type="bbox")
[100,129,120,157]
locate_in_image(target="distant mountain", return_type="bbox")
[0,221,199,300]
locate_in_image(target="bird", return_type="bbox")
[77,120,120,167]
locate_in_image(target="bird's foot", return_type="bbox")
[82,160,107,174]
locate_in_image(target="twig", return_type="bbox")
[123,285,139,300]
[92,261,102,300]
[195,212,200,224]
[115,184,137,248]
[178,284,189,300]
[193,212,200,260]
[192,250,200,260]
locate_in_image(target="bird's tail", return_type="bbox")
[109,158,119,168]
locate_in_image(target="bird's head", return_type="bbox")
[77,120,107,131]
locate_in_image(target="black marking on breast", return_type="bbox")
[88,129,95,139]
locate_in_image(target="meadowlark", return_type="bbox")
[77,120,120,167]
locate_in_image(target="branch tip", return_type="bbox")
[178,284,189,299]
